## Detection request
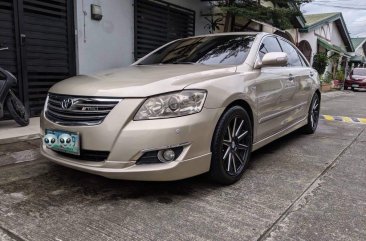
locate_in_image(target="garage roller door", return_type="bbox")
[0,0,76,117]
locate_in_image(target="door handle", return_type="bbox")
[309,71,314,77]
[288,74,294,81]
[20,34,26,45]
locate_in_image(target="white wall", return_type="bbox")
[75,0,209,75]
[330,22,346,51]
[75,0,134,74]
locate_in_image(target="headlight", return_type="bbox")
[134,90,207,120]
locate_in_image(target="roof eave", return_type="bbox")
[301,13,354,52]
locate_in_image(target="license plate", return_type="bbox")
[352,84,359,87]
[44,129,80,155]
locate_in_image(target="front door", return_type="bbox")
[255,36,297,141]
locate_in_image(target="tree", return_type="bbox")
[217,0,312,30]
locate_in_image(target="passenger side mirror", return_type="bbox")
[256,52,288,68]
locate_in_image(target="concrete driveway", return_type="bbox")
[0,91,365,241]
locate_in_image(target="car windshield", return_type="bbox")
[137,35,255,66]
[353,68,366,76]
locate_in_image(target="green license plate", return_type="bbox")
[352,84,359,88]
[44,129,80,155]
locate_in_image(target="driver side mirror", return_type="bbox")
[255,52,288,68]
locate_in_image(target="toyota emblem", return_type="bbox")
[61,98,74,109]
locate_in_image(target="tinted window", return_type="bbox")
[258,36,282,60]
[278,39,303,67]
[138,35,255,65]
[298,53,308,67]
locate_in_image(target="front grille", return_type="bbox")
[45,93,121,126]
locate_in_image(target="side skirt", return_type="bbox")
[252,116,308,151]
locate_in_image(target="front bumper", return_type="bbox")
[345,80,366,88]
[40,99,224,181]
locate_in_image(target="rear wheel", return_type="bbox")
[6,90,29,126]
[302,93,320,134]
[210,106,252,185]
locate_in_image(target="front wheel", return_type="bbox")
[6,90,29,126]
[302,93,320,134]
[210,106,253,185]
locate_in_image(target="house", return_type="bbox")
[297,12,354,78]
[0,0,210,117]
[349,38,366,68]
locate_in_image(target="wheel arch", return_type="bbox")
[211,99,255,151]
[224,99,254,128]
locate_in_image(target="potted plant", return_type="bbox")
[321,71,332,92]
[332,69,345,89]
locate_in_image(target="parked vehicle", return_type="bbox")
[345,68,366,91]
[0,47,29,126]
[40,33,320,184]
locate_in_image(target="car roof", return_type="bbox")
[178,32,267,40]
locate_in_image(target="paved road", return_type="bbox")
[0,91,365,241]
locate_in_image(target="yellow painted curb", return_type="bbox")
[342,116,353,123]
[321,115,366,125]
[323,115,334,121]
[358,118,366,124]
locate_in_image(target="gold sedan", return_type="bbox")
[40,32,320,184]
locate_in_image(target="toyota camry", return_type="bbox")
[40,32,320,184]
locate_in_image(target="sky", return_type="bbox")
[300,0,366,37]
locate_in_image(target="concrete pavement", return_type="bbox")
[0,91,365,241]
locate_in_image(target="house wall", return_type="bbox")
[75,0,209,75]
[330,22,346,51]
[298,21,349,65]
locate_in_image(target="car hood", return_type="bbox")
[351,75,366,81]
[49,65,237,97]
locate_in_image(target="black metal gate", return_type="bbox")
[134,0,195,60]
[0,0,75,117]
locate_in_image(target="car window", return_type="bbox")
[277,39,303,67]
[298,53,309,67]
[353,68,366,76]
[258,36,282,61]
[137,35,255,66]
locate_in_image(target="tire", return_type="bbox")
[302,93,320,134]
[6,91,29,127]
[210,106,253,185]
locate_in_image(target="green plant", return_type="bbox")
[321,71,332,84]
[217,0,311,30]
[335,69,345,81]
[312,53,328,75]
[204,16,224,33]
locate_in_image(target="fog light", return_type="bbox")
[158,149,175,162]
